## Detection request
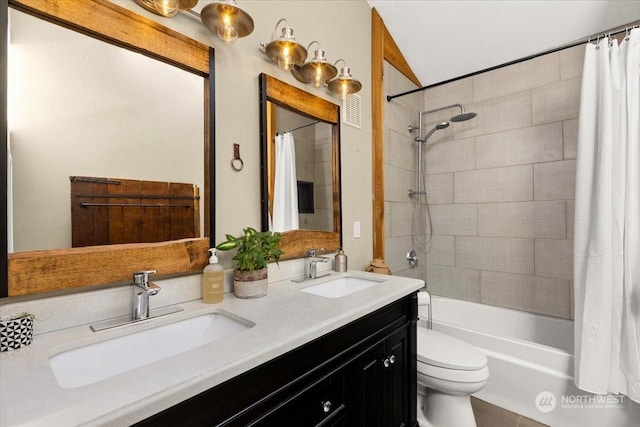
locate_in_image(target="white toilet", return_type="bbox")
[416,293,489,427]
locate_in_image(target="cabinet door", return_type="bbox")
[345,341,385,427]
[382,326,409,427]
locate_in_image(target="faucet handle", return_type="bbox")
[133,270,157,288]
[307,248,325,257]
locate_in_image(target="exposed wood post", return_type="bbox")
[371,8,421,262]
[371,8,385,260]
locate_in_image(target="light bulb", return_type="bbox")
[153,0,179,16]
[339,81,349,101]
[311,67,325,88]
[217,15,238,43]
[278,46,293,70]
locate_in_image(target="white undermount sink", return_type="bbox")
[300,275,383,298]
[49,311,254,388]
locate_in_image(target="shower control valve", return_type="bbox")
[406,249,418,268]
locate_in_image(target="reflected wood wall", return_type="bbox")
[70,176,200,247]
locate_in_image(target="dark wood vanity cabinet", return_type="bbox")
[135,293,418,427]
[345,324,411,427]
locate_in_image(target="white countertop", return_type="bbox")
[0,271,423,427]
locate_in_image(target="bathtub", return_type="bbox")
[426,296,639,427]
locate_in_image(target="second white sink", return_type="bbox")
[50,311,254,388]
[301,276,383,298]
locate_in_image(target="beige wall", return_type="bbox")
[114,0,374,270]
[383,45,583,319]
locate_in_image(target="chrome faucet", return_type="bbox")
[304,249,330,280]
[132,270,160,320]
[90,270,183,332]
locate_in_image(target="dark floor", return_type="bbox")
[471,397,549,427]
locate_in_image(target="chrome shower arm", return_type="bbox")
[418,104,463,138]
[420,103,465,117]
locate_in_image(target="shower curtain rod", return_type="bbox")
[387,20,640,102]
[278,120,320,135]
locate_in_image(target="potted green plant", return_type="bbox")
[216,227,283,298]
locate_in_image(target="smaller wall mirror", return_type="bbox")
[259,74,342,259]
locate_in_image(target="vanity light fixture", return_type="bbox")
[262,19,307,71]
[199,0,254,44]
[134,0,254,44]
[298,41,338,88]
[328,59,362,101]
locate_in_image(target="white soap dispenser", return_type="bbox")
[202,248,224,304]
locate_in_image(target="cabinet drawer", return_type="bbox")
[248,370,347,426]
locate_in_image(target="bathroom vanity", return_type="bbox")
[0,272,423,426]
[137,290,417,426]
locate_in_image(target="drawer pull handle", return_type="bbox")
[389,355,396,364]
[322,400,332,413]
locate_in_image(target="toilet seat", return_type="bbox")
[418,360,489,383]
[417,328,487,370]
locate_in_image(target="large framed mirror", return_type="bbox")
[259,74,342,259]
[1,0,215,297]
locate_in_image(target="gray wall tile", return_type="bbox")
[426,264,481,302]
[476,123,563,169]
[478,201,566,238]
[455,165,533,203]
[473,53,560,102]
[534,160,576,201]
[532,77,581,124]
[535,238,574,280]
[456,236,534,275]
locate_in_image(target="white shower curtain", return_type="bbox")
[272,132,299,232]
[574,28,640,403]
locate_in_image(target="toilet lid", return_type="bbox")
[417,328,487,371]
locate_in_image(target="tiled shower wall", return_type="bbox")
[383,44,584,319]
[383,62,424,281]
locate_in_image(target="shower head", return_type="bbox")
[419,121,450,142]
[451,112,477,122]
[418,103,478,125]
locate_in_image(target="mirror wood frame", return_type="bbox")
[259,73,342,260]
[0,0,215,297]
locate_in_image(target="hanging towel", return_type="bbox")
[272,132,299,232]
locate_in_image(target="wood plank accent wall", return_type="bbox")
[70,177,200,247]
[371,8,421,260]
